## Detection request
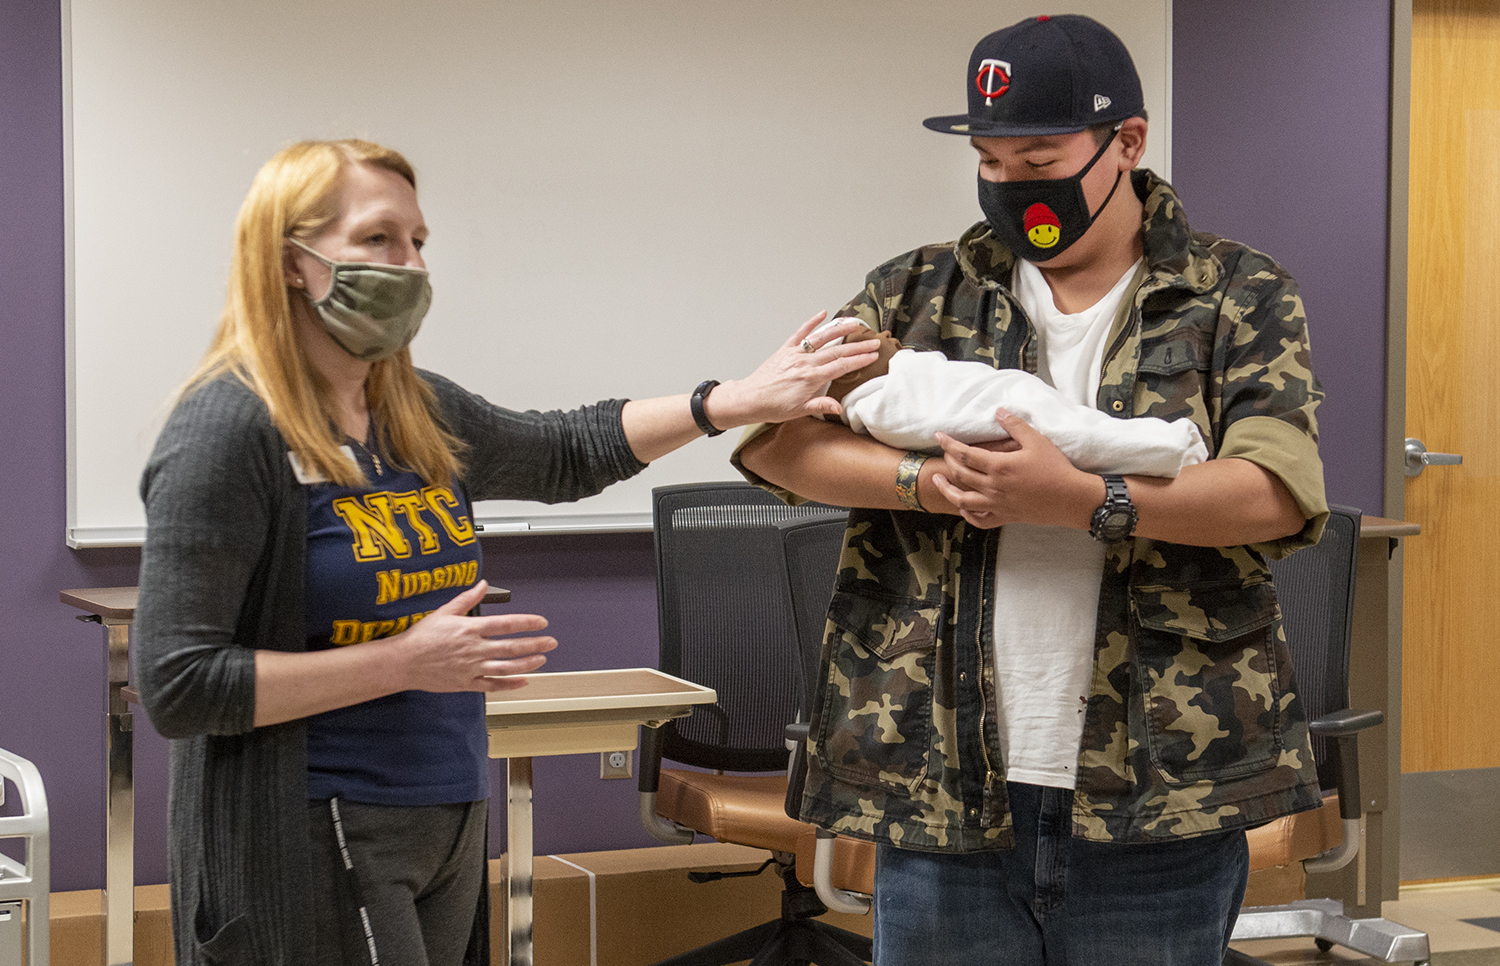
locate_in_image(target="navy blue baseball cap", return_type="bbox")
[923,14,1145,137]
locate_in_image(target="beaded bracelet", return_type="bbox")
[895,452,930,512]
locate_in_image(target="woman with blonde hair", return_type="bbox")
[134,138,874,966]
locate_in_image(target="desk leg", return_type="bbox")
[103,619,134,966]
[506,757,534,966]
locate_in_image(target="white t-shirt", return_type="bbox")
[990,257,1141,789]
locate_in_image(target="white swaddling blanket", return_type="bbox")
[840,348,1208,478]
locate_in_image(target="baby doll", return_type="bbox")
[825,324,1207,478]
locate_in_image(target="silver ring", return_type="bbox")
[800,338,817,353]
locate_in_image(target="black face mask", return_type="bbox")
[977,127,1123,263]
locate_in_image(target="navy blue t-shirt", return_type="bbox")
[302,441,488,805]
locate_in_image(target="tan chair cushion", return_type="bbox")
[781,791,1343,897]
[1245,792,1343,872]
[1243,861,1307,907]
[793,829,876,896]
[655,769,811,853]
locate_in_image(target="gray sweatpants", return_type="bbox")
[308,798,488,966]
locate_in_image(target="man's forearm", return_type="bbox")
[750,417,1306,546]
[1126,458,1306,546]
[934,451,1305,545]
[738,416,958,513]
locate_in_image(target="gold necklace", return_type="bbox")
[350,434,383,476]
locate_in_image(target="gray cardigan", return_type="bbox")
[134,371,646,966]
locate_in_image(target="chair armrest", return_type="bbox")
[1308,707,1383,822]
[1308,708,1384,738]
[814,830,873,915]
[784,722,811,821]
[785,720,808,754]
[638,723,666,794]
[637,724,694,845]
[1298,706,1384,872]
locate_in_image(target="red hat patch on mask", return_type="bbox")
[1023,202,1062,249]
[976,58,1011,106]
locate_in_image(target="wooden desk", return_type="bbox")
[60,585,510,966]
[484,670,716,966]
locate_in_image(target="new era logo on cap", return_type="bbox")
[1094,94,1112,112]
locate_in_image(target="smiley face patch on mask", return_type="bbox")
[1023,203,1062,249]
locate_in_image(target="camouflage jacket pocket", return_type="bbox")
[813,588,939,791]
[1132,326,1214,444]
[1135,330,1210,378]
[1129,579,1285,786]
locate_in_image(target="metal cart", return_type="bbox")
[0,748,49,966]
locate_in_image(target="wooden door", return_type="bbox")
[1404,0,1500,772]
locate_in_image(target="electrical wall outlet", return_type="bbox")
[600,749,633,779]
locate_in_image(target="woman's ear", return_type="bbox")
[282,242,305,290]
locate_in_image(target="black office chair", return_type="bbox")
[779,516,849,735]
[638,482,867,966]
[778,516,877,923]
[1226,505,1430,966]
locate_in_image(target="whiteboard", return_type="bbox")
[63,0,1170,546]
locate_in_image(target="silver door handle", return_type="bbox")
[1405,438,1463,478]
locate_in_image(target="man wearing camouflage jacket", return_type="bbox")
[736,14,1328,966]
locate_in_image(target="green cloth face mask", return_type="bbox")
[288,237,432,362]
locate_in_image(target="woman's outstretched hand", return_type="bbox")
[384,580,557,693]
[702,312,880,429]
[618,312,881,465]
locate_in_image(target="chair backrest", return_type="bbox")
[1266,504,1361,792]
[652,482,845,772]
[777,514,849,817]
[778,515,850,722]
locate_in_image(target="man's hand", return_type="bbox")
[930,407,1307,546]
[929,408,1101,530]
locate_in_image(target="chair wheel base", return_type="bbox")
[1229,898,1430,964]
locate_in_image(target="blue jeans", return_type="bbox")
[873,783,1249,966]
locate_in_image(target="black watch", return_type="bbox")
[1089,475,1138,542]
[689,380,724,437]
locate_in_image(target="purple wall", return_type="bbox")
[2,0,153,890]
[1,0,1396,892]
[1172,2,1392,516]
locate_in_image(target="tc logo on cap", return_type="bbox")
[976,58,1011,105]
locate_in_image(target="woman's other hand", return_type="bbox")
[701,312,880,428]
[382,580,557,693]
[253,579,557,726]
